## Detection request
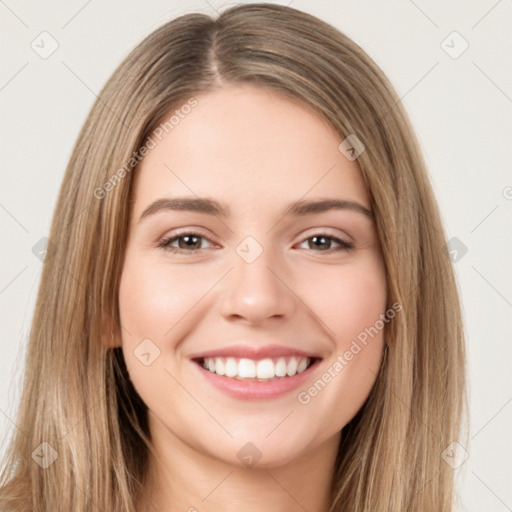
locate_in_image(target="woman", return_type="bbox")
[0,3,466,511]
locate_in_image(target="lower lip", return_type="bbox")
[193,359,321,400]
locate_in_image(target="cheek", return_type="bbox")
[294,256,387,405]
[117,256,205,413]
[118,256,212,339]
[295,259,387,425]
[298,259,387,343]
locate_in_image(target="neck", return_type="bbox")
[136,413,339,512]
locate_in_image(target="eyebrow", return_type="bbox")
[138,196,373,223]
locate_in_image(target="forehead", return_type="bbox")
[132,84,369,214]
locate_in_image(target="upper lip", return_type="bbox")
[189,344,322,360]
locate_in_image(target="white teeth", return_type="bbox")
[238,358,256,378]
[201,356,312,380]
[297,358,308,373]
[286,357,298,376]
[225,357,237,377]
[216,358,225,376]
[256,359,275,379]
[275,357,287,377]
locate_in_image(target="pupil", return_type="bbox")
[179,235,200,249]
[311,235,330,250]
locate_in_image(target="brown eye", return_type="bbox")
[298,234,353,252]
[158,233,214,252]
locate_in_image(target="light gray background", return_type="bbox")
[1,1,511,510]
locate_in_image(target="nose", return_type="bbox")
[219,247,297,326]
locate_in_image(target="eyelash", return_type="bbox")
[157,231,354,254]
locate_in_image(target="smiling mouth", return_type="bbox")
[193,356,319,382]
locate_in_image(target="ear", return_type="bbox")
[100,314,123,348]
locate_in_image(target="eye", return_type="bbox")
[157,231,353,254]
[297,233,353,252]
[158,232,215,253]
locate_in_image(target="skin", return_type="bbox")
[113,83,387,512]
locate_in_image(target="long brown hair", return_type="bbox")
[0,4,466,510]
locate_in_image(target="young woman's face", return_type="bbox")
[118,84,387,467]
